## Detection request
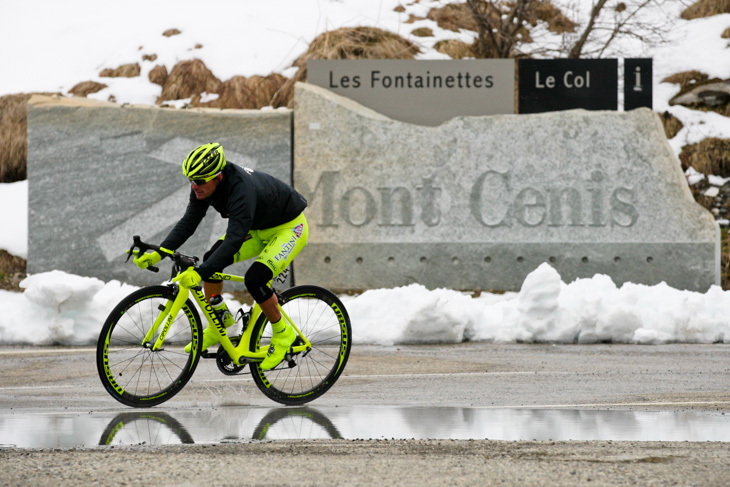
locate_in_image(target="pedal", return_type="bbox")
[285,351,297,368]
[202,350,218,359]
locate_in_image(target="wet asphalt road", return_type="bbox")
[1,342,729,486]
[1,342,729,412]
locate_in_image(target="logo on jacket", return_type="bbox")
[293,224,304,238]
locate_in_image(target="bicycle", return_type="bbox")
[96,236,352,408]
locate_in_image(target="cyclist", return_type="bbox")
[133,142,308,370]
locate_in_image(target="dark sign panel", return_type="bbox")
[518,59,618,113]
[624,58,653,110]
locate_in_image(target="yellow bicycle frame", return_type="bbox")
[140,271,312,366]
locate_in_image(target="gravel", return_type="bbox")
[2,439,729,487]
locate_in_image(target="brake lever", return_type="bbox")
[125,241,138,263]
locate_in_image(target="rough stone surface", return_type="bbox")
[293,82,718,291]
[27,95,292,288]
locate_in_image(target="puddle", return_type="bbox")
[0,407,728,448]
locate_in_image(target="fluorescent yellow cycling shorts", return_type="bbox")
[227,213,309,278]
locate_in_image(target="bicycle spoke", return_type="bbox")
[250,286,351,405]
[98,286,202,407]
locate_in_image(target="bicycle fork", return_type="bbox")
[141,286,191,351]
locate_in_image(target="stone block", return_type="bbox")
[293,82,718,292]
[27,96,292,288]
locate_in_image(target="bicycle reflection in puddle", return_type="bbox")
[2,407,730,448]
[100,408,340,446]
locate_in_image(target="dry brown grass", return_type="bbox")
[68,81,107,97]
[427,1,576,35]
[157,59,223,104]
[428,1,573,58]
[723,27,730,39]
[162,28,181,37]
[272,26,420,108]
[100,63,141,78]
[202,74,287,109]
[664,71,730,118]
[686,175,713,210]
[681,0,730,19]
[659,111,684,139]
[404,14,426,24]
[411,27,434,37]
[427,3,479,32]
[434,39,474,58]
[0,250,25,292]
[0,94,32,183]
[148,65,168,86]
[679,138,730,176]
[533,0,577,34]
[662,70,710,94]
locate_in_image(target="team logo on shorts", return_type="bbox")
[293,224,304,238]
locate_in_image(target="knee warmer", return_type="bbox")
[245,262,274,303]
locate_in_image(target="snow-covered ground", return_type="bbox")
[1,0,729,346]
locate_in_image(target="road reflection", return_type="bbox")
[99,408,340,446]
[1,407,729,448]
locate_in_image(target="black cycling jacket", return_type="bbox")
[160,163,307,279]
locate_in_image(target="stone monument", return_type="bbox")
[27,95,292,288]
[293,82,718,292]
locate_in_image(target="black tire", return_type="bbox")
[252,407,342,440]
[99,412,195,445]
[249,285,351,405]
[96,285,203,408]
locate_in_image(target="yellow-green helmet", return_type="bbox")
[182,143,226,182]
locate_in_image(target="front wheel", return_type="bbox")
[249,285,352,405]
[96,285,203,408]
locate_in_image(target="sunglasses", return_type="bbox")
[189,173,220,186]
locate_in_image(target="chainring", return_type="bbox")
[215,336,247,375]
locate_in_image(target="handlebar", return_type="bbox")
[126,235,199,277]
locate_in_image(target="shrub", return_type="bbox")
[662,70,710,94]
[148,65,168,86]
[202,74,287,109]
[68,81,107,97]
[272,27,420,108]
[434,39,474,58]
[533,0,578,34]
[157,59,222,104]
[99,63,141,78]
[427,3,479,32]
[664,71,730,118]
[0,249,25,292]
[681,0,730,19]
[679,138,730,176]
[411,27,434,37]
[0,94,32,183]
[659,111,683,139]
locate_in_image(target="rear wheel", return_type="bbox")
[99,412,195,445]
[96,285,203,408]
[252,407,342,440]
[249,285,351,405]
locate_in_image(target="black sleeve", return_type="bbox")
[160,192,208,251]
[196,180,255,279]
